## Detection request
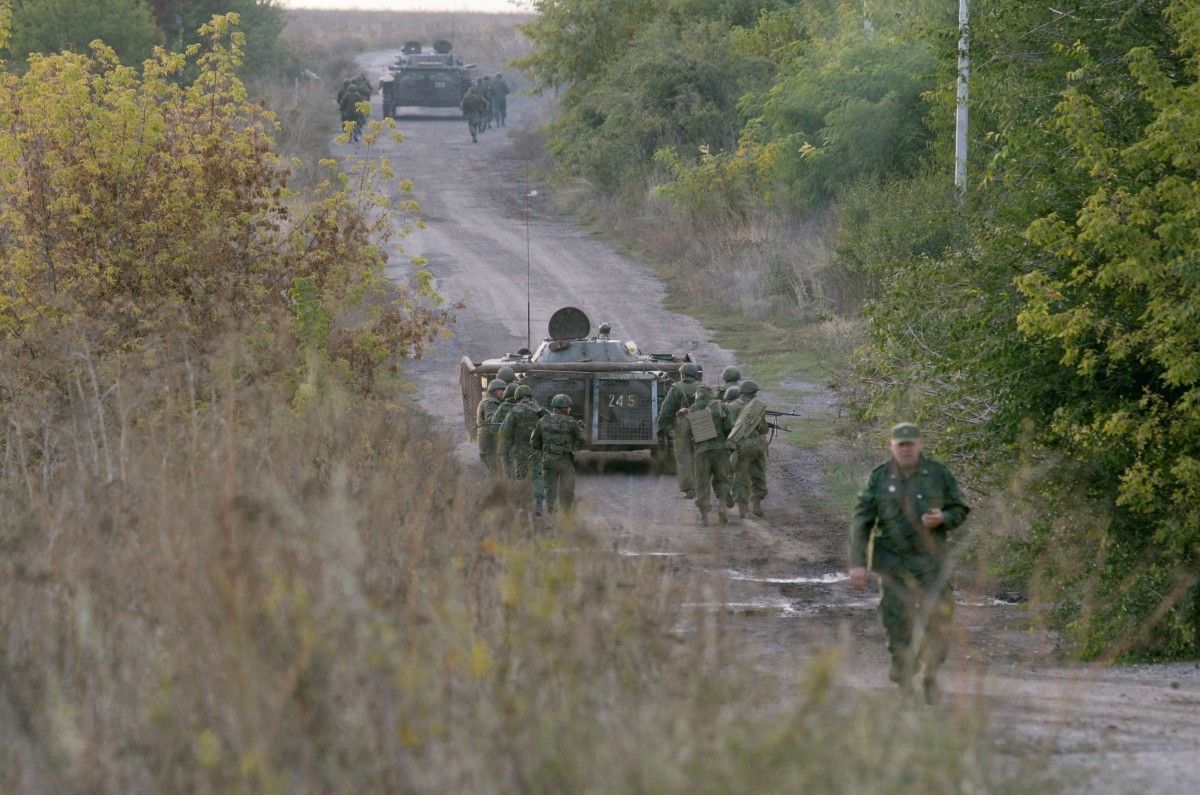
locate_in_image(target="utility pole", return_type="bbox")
[954,0,970,197]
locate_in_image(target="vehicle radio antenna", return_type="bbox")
[526,190,537,350]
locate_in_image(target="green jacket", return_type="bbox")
[476,395,503,452]
[531,412,584,458]
[849,455,969,571]
[498,399,544,457]
[656,377,699,429]
[688,394,733,454]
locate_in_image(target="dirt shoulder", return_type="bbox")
[343,49,1200,793]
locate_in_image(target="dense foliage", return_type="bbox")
[10,0,161,64]
[524,0,1200,657]
[8,0,287,75]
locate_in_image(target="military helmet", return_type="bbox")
[551,394,573,409]
[495,72,503,79]
[724,386,741,401]
[497,365,516,383]
[487,378,506,393]
[515,385,533,400]
[693,384,715,400]
[722,366,741,383]
[503,382,518,400]
[739,380,759,396]
[680,362,699,379]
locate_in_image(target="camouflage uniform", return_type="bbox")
[461,88,489,143]
[475,389,504,475]
[490,383,520,477]
[850,440,970,690]
[657,366,701,497]
[481,76,495,129]
[688,385,733,523]
[728,380,769,516]
[531,397,585,514]
[498,393,546,505]
[492,74,510,126]
[339,78,370,142]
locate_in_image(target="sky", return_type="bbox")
[280,0,524,11]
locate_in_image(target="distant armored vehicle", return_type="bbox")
[380,39,475,117]
[460,307,693,455]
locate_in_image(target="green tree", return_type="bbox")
[11,0,162,64]
[146,0,286,77]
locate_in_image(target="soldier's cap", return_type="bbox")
[890,422,922,443]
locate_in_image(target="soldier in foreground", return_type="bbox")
[689,384,733,525]
[727,380,769,517]
[492,73,510,126]
[531,394,585,516]
[461,83,489,143]
[656,362,702,498]
[849,423,970,704]
[475,378,507,474]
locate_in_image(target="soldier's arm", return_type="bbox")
[530,422,543,451]
[848,470,880,569]
[939,467,970,531]
[475,399,487,426]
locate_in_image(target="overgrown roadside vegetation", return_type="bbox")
[0,8,1040,792]
[519,0,1200,660]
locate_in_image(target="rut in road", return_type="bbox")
[338,49,1200,794]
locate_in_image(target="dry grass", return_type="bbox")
[0,336,1035,793]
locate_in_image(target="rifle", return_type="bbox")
[764,409,806,443]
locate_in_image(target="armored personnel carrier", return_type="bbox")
[459,307,693,454]
[380,40,475,118]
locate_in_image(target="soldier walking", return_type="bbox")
[849,423,970,704]
[481,75,496,130]
[688,384,733,525]
[656,362,702,498]
[461,83,489,143]
[531,394,585,515]
[497,385,546,511]
[475,378,507,475]
[492,73,510,126]
[338,75,370,142]
[727,380,769,517]
[490,382,520,477]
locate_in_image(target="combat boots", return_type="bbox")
[751,498,765,517]
[533,498,543,517]
[698,508,709,526]
[737,501,749,518]
[717,508,728,524]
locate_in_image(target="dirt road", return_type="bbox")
[344,50,1200,793]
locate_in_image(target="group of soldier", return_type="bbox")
[460,74,510,143]
[337,73,372,142]
[475,366,584,517]
[656,364,770,526]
